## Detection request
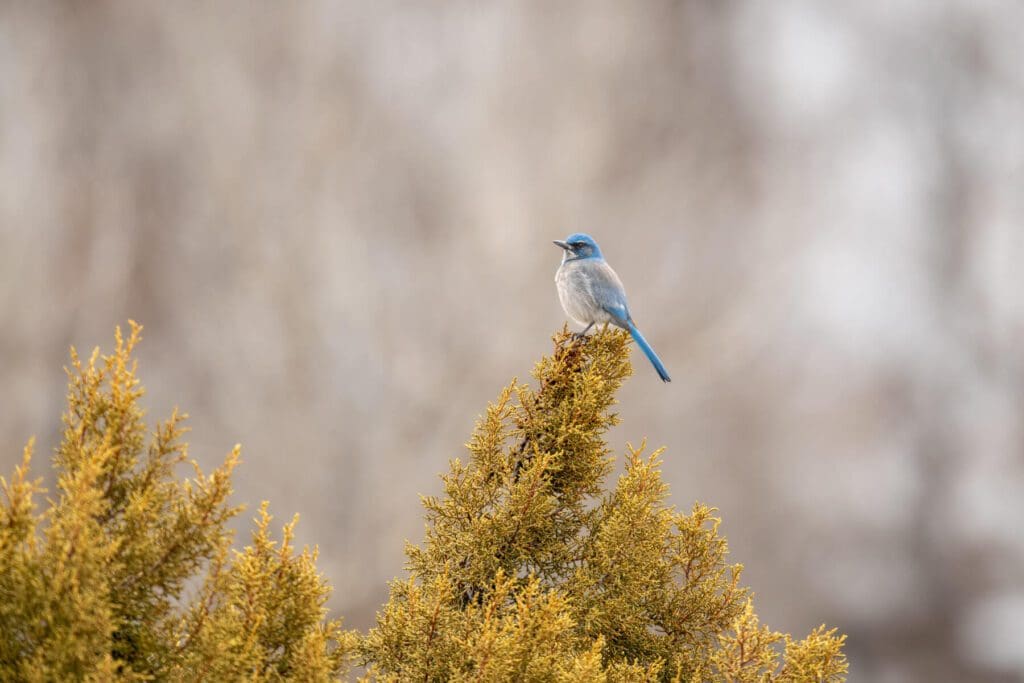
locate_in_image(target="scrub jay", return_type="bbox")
[554,233,671,382]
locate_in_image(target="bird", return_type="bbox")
[554,233,671,382]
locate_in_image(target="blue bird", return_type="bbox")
[554,233,671,382]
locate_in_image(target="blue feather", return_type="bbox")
[626,320,671,383]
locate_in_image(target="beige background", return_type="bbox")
[2,3,1023,681]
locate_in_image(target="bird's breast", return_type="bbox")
[555,261,610,326]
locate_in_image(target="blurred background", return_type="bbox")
[2,2,1023,681]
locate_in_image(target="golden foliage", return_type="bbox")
[1,323,847,681]
[0,322,355,681]
[363,327,848,682]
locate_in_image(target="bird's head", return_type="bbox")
[553,233,603,262]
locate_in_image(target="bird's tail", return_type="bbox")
[626,321,671,382]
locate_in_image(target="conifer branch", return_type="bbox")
[363,328,848,681]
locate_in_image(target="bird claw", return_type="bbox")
[570,323,596,342]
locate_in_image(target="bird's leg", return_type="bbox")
[571,322,595,341]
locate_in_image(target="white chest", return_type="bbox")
[555,261,613,326]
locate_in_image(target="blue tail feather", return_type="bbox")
[626,321,671,382]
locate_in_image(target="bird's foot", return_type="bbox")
[570,323,596,342]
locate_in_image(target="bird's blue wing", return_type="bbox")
[579,260,671,382]
[586,261,631,325]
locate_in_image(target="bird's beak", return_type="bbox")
[553,240,570,251]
